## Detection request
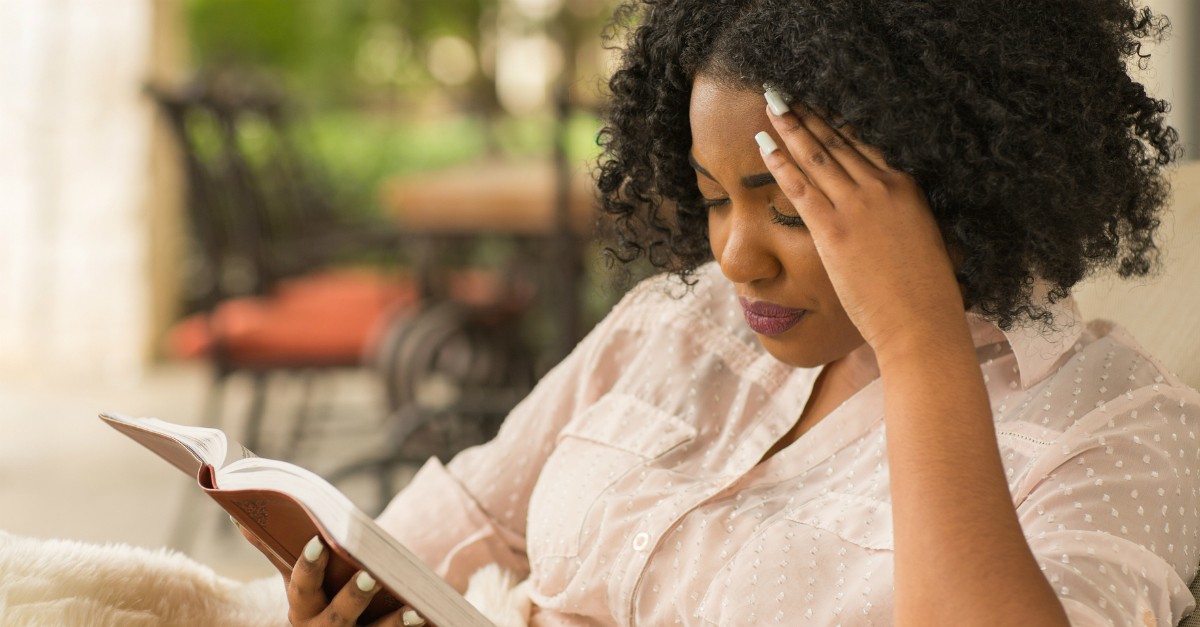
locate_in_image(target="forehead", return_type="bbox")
[689,75,774,172]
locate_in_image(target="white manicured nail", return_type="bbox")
[764,87,790,116]
[755,131,779,156]
[402,609,426,626]
[303,536,324,562]
[356,571,377,593]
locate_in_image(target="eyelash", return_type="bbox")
[770,207,805,228]
[701,198,805,229]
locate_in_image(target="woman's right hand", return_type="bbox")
[286,535,424,627]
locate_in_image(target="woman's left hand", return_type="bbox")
[757,93,966,358]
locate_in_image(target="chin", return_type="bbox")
[756,336,835,369]
[754,323,866,369]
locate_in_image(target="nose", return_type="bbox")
[710,204,782,286]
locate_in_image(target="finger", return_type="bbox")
[762,99,855,198]
[366,609,405,627]
[367,606,427,627]
[755,131,836,232]
[791,105,893,180]
[764,88,893,180]
[773,104,874,189]
[831,121,893,172]
[287,536,331,621]
[400,607,428,627]
[322,571,381,626]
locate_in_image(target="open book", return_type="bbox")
[100,412,493,627]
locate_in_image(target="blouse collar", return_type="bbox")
[966,281,1084,390]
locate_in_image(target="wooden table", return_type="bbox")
[380,159,599,236]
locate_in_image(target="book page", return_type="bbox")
[101,413,217,475]
[136,417,245,468]
[101,412,256,470]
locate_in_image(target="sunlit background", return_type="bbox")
[0,0,1195,581]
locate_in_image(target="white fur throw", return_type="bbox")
[0,531,529,626]
[0,531,288,626]
[463,564,530,627]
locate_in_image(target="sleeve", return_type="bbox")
[1014,386,1200,627]
[374,280,655,591]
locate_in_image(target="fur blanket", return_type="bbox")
[0,531,288,626]
[0,531,529,627]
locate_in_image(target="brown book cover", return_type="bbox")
[100,412,493,627]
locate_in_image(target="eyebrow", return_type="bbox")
[741,172,777,189]
[688,153,777,190]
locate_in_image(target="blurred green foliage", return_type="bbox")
[184,0,607,218]
[186,0,492,106]
[303,112,604,221]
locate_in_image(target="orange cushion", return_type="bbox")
[168,270,418,367]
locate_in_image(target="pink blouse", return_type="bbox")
[376,262,1200,626]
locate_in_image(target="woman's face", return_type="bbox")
[689,74,866,368]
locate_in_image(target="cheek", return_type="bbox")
[797,258,851,328]
[801,279,864,362]
[807,259,839,303]
[777,236,830,291]
[769,249,865,365]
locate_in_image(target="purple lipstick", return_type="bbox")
[739,297,808,336]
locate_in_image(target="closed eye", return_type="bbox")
[770,206,805,228]
[702,198,804,227]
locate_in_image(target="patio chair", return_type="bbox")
[147,76,426,549]
[150,74,544,539]
[149,75,415,460]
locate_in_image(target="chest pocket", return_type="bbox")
[527,394,696,596]
[695,493,894,625]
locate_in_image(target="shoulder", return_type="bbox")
[994,316,1200,492]
[1013,318,1200,469]
[1007,320,1200,611]
[1067,319,1200,405]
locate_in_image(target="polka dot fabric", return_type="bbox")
[377,263,1200,626]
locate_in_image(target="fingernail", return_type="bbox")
[228,515,239,527]
[764,87,789,117]
[402,609,426,626]
[356,571,377,593]
[755,131,779,156]
[303,536,324,562]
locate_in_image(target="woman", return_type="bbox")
[288,1,1200,625]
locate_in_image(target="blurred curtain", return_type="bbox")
[0,0,183,380]
[1140,0,1198,159]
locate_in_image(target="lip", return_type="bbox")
[738,297,808,337]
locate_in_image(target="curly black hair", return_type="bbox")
[596,0,1180,330]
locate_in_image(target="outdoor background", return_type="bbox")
[0,0,1196,582]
